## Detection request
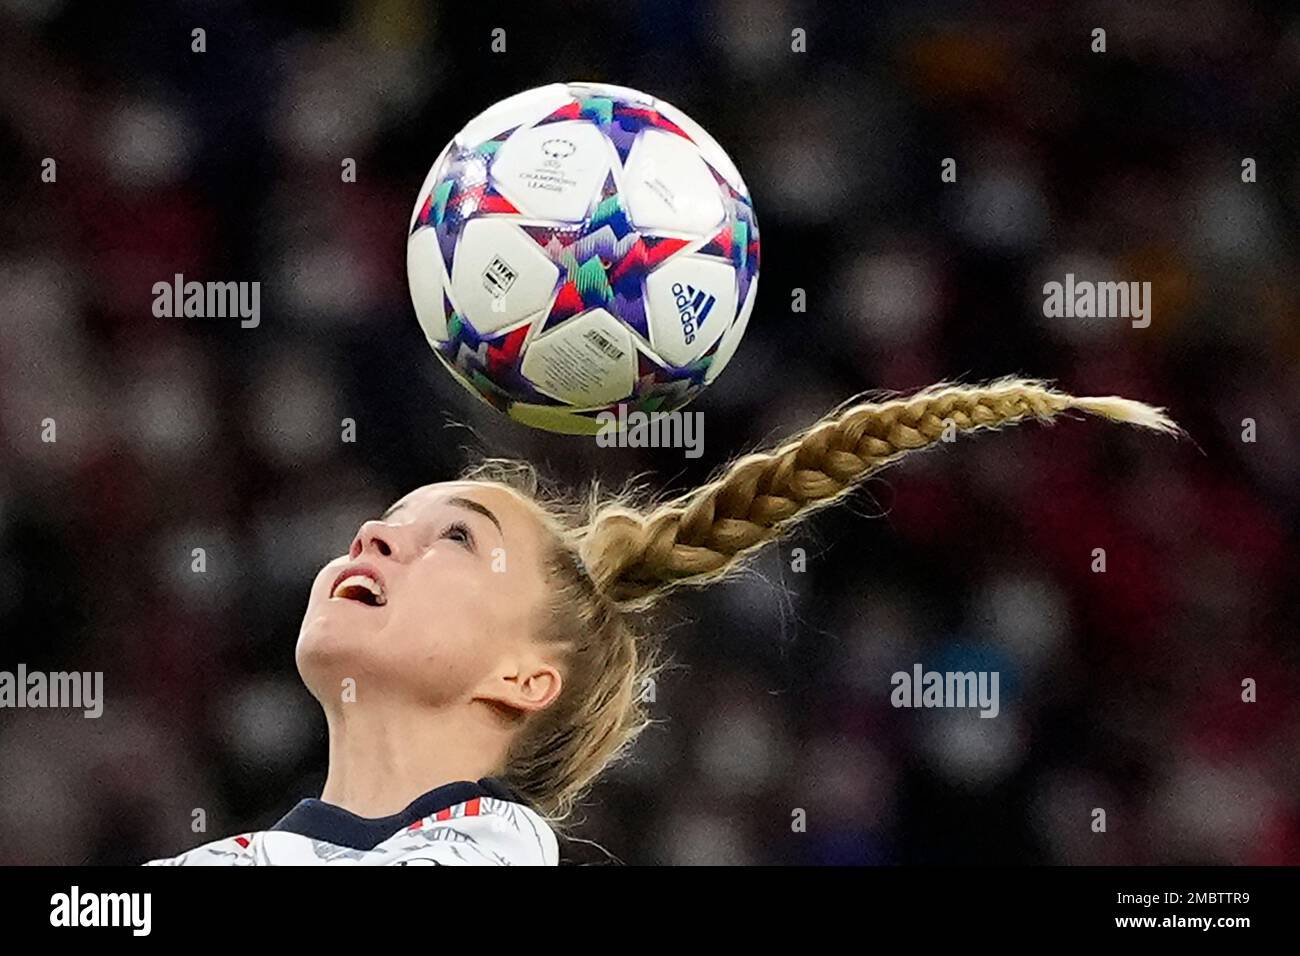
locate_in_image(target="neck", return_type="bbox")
[318,698,509,818]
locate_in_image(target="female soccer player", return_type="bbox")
[147,378,1177,865]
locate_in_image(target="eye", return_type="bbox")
[439,520,476,551]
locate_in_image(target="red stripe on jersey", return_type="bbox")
[464,798,481,817]
[234,836,250,848]
[435,807,452,821]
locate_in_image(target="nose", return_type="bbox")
[350,519,401,561]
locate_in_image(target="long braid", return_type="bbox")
[472,377,1178,819]
[579,378,1180,607]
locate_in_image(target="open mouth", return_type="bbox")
[330,566,387,607]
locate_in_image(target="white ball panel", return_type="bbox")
[705,274,757,384]
[643,256,737,367]
[448,219,559,335]
[490,120,612,222]
[622,128,726,235]
[652,97,748,195]
[407,227,449,343]
[521,308,637,406]
[454,84,574,150]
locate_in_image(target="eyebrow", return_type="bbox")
[446,496,503,534]
[380,497,503,535]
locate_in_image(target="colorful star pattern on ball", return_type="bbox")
[407,83,759,433]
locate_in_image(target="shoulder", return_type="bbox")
[143,796,559,866]
[144,833,259,866]
[376,795,559,866]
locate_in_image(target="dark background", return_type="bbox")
[0,0,1296,864]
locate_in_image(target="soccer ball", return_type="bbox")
[406,82,760,435]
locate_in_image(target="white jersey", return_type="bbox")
[145,779,558,866]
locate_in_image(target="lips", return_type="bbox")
[330,564,387,607]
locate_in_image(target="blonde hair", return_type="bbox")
[467,378,1180,823]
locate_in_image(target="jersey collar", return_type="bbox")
[271,777,522,851]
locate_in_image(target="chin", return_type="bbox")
[295,608,372,687]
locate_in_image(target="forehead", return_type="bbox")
[386,481,540,533]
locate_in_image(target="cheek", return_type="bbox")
[384,578,492,672]
[386,566,529,675]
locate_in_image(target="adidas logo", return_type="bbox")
[671,282,716,346]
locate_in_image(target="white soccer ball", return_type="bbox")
[406,81,760,434]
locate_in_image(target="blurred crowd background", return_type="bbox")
[1,0,1297,865]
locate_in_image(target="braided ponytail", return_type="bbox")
[579,378,1179,607]
[471,377,1178,821]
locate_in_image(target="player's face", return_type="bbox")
[296,481,554,710]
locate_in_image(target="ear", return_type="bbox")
[475,656,563,715]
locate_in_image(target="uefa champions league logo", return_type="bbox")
[541,138,576,161]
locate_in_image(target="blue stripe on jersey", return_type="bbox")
[271,777,523,851]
